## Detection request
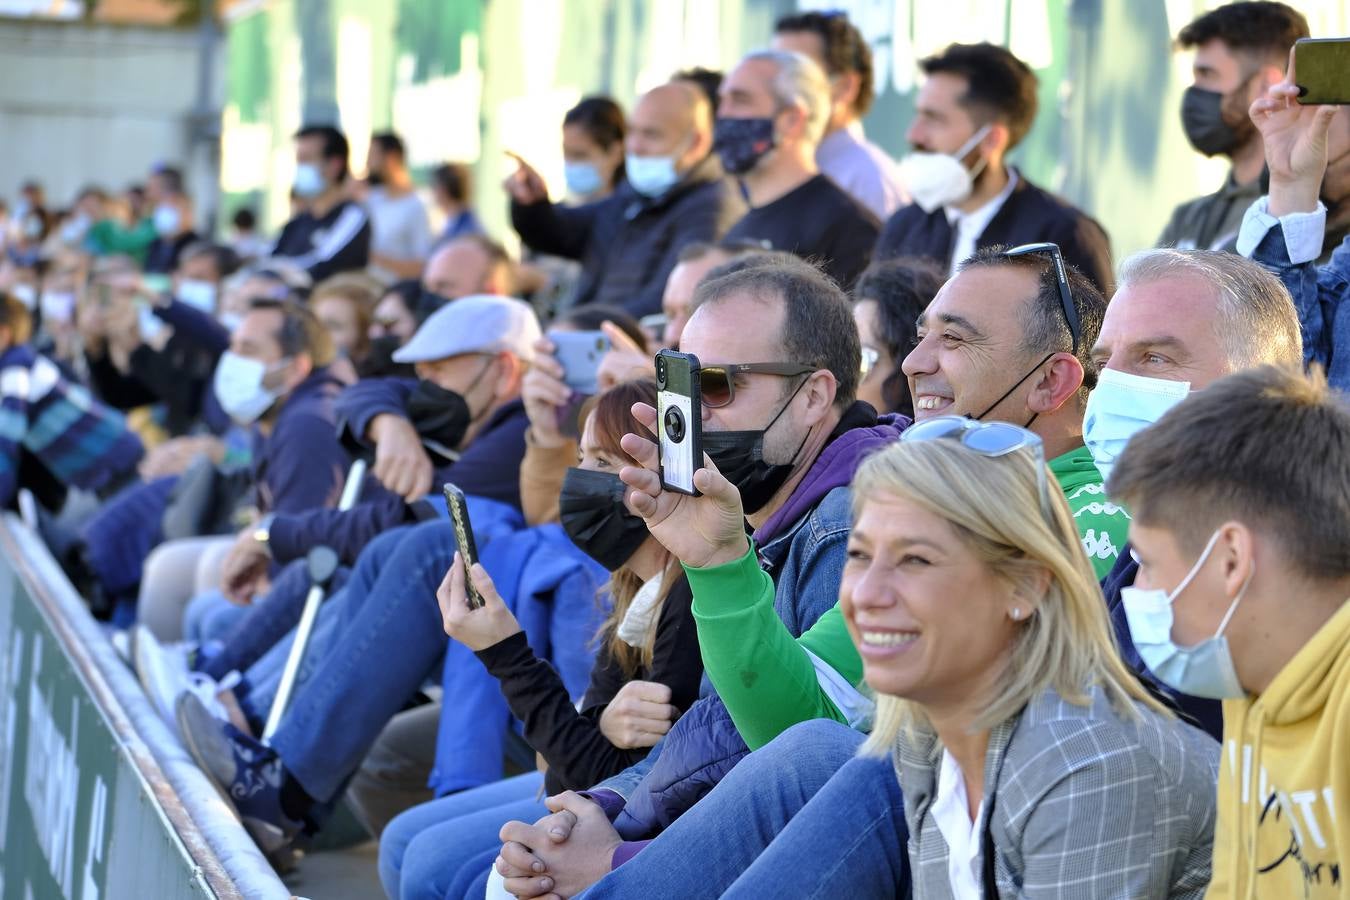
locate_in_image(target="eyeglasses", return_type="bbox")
[698,362,817,409]
[900,415,1051,519]
[1003,242,1081,355]
[860,346,880,381]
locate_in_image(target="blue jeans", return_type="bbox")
[579,719,865,898]
[270,521,463,802]
[380,772,547,900]
[183,589,249,647]
[723,746,910,898]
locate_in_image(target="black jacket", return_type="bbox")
[475,574,702,795]
[511,155,744,316]
[875,170,1115,292]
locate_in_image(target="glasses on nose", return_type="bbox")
[1002,242,1082,355]
[698,362,817,409]
[901,415,1052,519]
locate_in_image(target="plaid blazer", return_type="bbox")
[895,685,1220,898]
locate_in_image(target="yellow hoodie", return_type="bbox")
[1207,601,1350,898]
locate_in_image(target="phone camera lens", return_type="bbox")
[656,357,667,385]
[664,406,685,443]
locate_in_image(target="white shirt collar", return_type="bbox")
[932,749,985,899]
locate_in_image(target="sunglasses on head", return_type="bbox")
[698,362,816,409]
[901,415,1052,519]
[1002,242,1082,355]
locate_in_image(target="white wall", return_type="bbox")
[0,19,219,219]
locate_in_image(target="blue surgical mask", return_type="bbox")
[1083,368,1190,483]
[564,162,605,197]
[176,279,218,313]
[214,351,284,424]
[1121,530,1251,700]
[625,153,681,198]
[153,204,181,237]
[293,162,327,198]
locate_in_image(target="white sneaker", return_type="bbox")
[133,625,232,737]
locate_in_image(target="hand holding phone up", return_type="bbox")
[436,551,523,651]
[618,401,750,571]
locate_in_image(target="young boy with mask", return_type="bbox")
[1110,364,1350,900]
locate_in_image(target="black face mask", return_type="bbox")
[366,170,386,187]
[416,289,453,323]
[703,379,809,515]
[406,379,473,451]
[1180,85,1252,157]
[713,116,776,176]
[559,468,650,571]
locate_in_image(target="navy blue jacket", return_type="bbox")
[875,170,1115,293]
[266,377,529,564]
[252,366,354,516]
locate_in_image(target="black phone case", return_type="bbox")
[655,349,703,496]
[442,483,484,609]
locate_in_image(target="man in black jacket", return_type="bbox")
[717,49,880,288]
[269,125,373,282]
[508,81,742,317]
[875,43,1114,292]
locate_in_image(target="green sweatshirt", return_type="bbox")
[88,217,156,263]
[691,444,1131,750]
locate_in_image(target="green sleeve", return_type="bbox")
[89,218,155,259]
[687,544,855,750]
[1064,482,1133,578]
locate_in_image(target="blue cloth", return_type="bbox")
[429,523,608,796]
[438,210,485,245]
[184,589,250,647]
[77,474,175,600]
[1250,226,1350,389]
[380,772,546,900]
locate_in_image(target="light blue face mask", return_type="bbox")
[293,162,327,198]
[625,153,681,198]
[1083,368,1191,483]
[563,161,605,197]
[1121,530,1251,700]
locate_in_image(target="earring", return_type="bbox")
[1011,607,1022,621]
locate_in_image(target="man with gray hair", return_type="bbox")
[716,49,880,288]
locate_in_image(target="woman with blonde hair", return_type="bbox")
[542,412,1222,898]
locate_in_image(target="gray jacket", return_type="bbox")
[897,685,1219,899]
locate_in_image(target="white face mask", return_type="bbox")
[1082,368,1191,484]
[153,204,181,237]
[10,283,36,310]
[1121,530,1252,700]
[293,162,327,199]
[39,290,76,325]
[138,305,166,342]
[897,125,992,213]
[176,279,218,313]
[214,350,284,424]
[217,311,244,333]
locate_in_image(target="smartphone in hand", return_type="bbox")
[1295,38,1350,105]
[442,483,484,609]
[655,349,703,495]
[551,329,610,395]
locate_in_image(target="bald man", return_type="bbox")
[509,80,745,316]
[420,234,514,306]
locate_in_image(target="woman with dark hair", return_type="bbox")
[561,96,627,201]
[378,379,702,900]
[361,279,424,378]
[852,257,944,418]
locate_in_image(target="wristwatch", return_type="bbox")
[252,513,276,557]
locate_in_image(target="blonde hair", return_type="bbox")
[859,438,1167,756]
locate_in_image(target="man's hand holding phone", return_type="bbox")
[522,335,572,448]
[436,550,522,651]
[619,402,749,570]
[1251,45,1340,216]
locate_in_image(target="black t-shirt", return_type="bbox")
[722,174,880,288]
[270,199,371,282]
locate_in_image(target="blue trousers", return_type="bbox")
[380,772,547,900]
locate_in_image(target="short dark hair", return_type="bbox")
[371,130,406,161]
[432,162,473,205]
[1177,1,1309,63]
[232,207,257,231]
[564,96,626,188]
[1110,365,1350,581]
[0,292,33,345]
[179,241,240,280]
[695,255,861,409]
[958,246,1107,401]
[919,43,1039,150]
[152,165,185,196]
[775,10,876,117]
[671,67,723,111]
[295,124,351,181]
[248,297,335,367]
[854,258,946,416]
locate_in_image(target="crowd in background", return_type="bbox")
[1,3,1349,898]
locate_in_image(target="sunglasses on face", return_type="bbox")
[1002,242,1082,355]
[698,361,817,409]
[901,415,1052,518]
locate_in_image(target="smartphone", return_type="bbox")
[1295,38,1350,105]
[551,329,610,395]
[655,349,702,495]
[442,483,484,609]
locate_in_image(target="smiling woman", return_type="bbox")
[848,427,1220,898]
